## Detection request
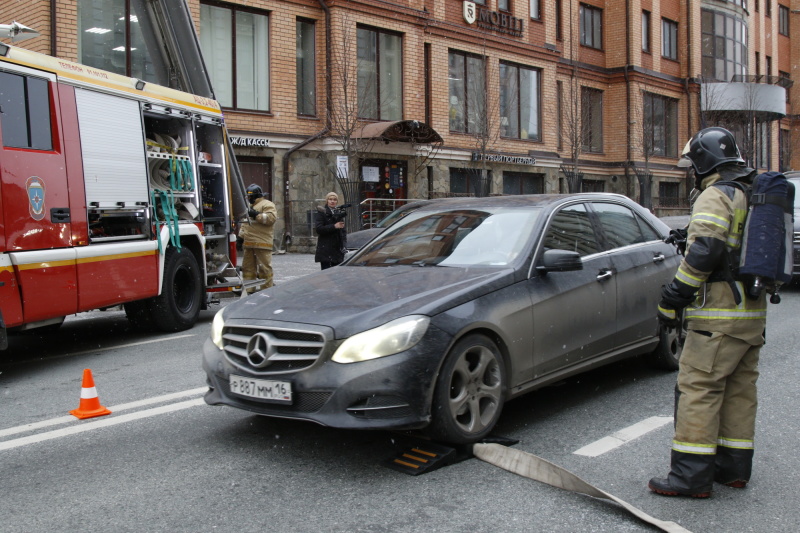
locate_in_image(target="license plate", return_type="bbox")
[229,375,292,403]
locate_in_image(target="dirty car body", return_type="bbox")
[203,194,682,443]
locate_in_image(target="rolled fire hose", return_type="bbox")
[473,443,691,533]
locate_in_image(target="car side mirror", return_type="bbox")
[536,249,583,274]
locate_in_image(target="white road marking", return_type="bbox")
[0,387,207,439]
[0,398,206,451]
[68,334,196,356]
[574,416,673,457]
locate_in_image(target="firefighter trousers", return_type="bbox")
[672,330,761,484]
[242,247,273,292]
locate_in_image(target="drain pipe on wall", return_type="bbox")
[624,0,632,201]
[281,0,333,250]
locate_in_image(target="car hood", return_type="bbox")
[226,265,515,338]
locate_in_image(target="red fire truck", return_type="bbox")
[0,43,253,349]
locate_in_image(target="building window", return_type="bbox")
[499,0,511,13]
[503,172,544,195]
[449,50,486,134]
[780,70,791,103]
[450,168,488,196]
[662,18,678,60]
[529,0,539,19]
[555,0,563,40]
[582,179,604,192]
[658,182,682,208]
[779,5,789,36]
[643,92,678,157]
[296,19,316,116]
[0,71,53,151]
[500,62,541,141]
[754,121,771,170]
[779,128,791,172]
[701,9,748,81]
[200,3,269,111]
[581,87,603,153]
[78,0,156,83]
[766,0,772,17]
[642,11,651,53]
[357,27,402,121]
[580,4,602,49]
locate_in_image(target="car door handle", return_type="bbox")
[596,269,613,281]
[652,253,666,263]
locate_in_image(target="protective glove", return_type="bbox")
[657,301,679,328]
[248,208,258,218]
[664,228,688,255]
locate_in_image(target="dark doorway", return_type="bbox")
[238,157,274,200]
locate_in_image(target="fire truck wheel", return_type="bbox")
[124,300,156,331]
[150,247,203,332]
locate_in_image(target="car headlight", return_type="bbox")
[331,315,430,363]
[211,307,228,349]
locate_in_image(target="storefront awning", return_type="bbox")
[351,120,443,144]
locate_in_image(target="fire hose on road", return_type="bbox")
[473,443,691,533]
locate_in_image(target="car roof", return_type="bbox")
[407,193,636,211]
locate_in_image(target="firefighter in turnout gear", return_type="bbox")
[649,127,767,498]
[239,184,277,293]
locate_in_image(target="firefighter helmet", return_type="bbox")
[246,184,263,202]
[677,127,745,176]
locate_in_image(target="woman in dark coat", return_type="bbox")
[314,191,348,269]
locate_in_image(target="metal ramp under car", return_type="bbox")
[384,435,518,476]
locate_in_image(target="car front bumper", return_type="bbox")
[202,324,452,430]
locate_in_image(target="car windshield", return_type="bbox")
[375,203,424,228]
[349,207,541,267]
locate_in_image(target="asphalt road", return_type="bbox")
[1,256,799,533]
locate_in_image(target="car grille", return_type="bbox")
[794,231,800,245]
[222,324,327,375]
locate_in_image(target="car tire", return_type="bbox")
[124,299,156,330]
[149,246,203,332]
[649,321,685,371]
[428,334,506,444]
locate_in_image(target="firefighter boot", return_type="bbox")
[649,450,714,498]
[715,445,753,488]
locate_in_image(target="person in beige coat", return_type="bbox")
[239,184,277,293]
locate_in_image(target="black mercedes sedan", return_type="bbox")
[203,194,682,443]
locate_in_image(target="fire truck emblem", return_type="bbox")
[26,176,46,221]
[463,1,477,24]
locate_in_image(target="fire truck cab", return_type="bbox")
[0,44,250,349]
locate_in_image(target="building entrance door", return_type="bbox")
[359,159,407,228]
[238,157,274,201]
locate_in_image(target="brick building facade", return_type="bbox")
[2,0,796,251]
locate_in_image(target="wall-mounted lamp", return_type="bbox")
[0,21,39,42]
[134,79,146,90]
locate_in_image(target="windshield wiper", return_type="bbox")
[412,259,445,267]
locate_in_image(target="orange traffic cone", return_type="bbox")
[69,369,112,419]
